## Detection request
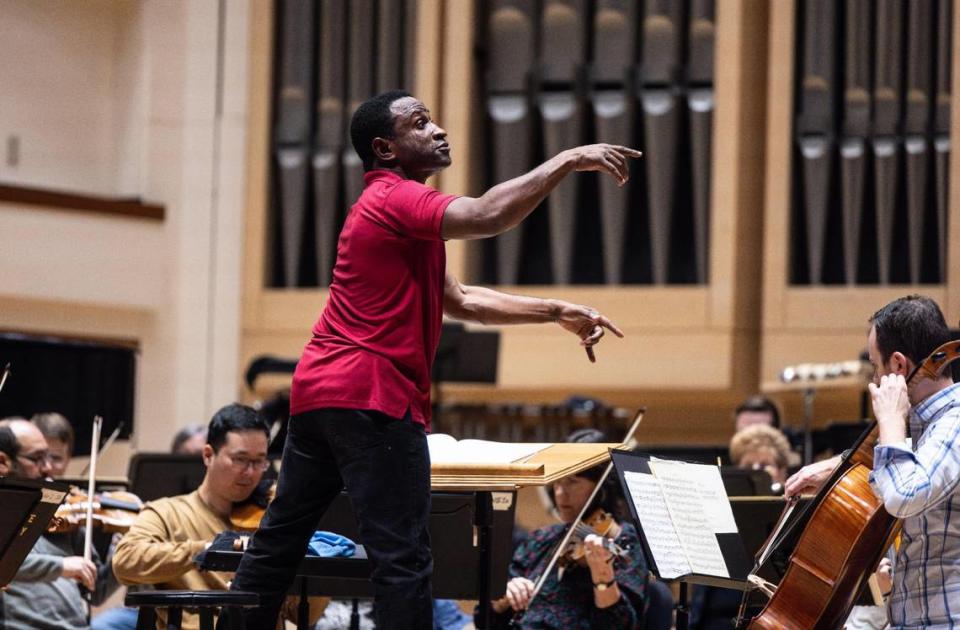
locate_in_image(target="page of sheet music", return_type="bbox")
[427,434,550,464]
[672,462,738,533]
[648,460,730,577]
[623,471,691,579]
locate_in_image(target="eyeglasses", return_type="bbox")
[223,453,271,472]
[17,451,52,466]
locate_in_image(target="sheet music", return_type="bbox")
[657,460,739,534]
[427,434,550,465]
[623,471,690,579]
[649,460,730,577]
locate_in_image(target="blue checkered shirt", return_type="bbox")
[870,382,960,629]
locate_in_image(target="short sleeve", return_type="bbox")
[380,180,458,240]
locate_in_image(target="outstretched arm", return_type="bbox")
[441,144,641,240]
[443,273,623,362]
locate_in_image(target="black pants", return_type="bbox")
[225,408,433,630]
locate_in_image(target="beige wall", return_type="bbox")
[0,0,251,469]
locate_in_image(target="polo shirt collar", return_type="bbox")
[364,169,407,185]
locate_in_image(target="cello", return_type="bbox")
[742,339,960,629]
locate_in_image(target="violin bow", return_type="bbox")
[522,409,645,609]
[0,363,10,393]
[78,422,124,477]
[83,416,103,565]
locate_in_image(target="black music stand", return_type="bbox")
[431,322,500,433]
[128,453,206,502]
[720,467,776,497]
[611,450,752,630]
[0,476,70,587]
[199,490,516,629]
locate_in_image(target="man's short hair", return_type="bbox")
[349,90,411,170]
[870,295,952,366]
[734,395,781,429]
[31,412,74,454]
[171,424,207,454]
[0,424,18,460]
[206,404,270,453]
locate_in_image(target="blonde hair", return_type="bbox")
[729,424,797,469]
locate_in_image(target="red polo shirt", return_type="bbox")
[290,169,457,429]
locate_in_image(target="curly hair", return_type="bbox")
[729,424,797,470]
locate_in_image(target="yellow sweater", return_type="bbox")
[112,489,325,630]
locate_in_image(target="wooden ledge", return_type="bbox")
[0,183,164,221]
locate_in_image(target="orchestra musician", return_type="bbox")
[729,424,797,490]
[0,423,17,474]
[785,295,960,629]
[170,424,207,456]
[111,404,324,630]
[0,418,118,630]
[488,428,650,629]
[733,396,782,432]
[31,412,74,477]
[224,90,636,630]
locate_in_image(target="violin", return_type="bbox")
[48,487,143,534]
[556,508,628,572]
[229,479,276,551]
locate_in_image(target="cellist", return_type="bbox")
[785,295,960,629]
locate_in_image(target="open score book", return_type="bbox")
[623,458,740,580]
[427,433,550,465]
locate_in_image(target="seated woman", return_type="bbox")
[487,428,649,629]
[728,424,798,492]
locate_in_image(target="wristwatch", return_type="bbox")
[593,578,616,591]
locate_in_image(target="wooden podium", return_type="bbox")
[429,407,643,490]
[430,441,629,490]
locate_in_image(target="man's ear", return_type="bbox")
[371,137,395,164]
[0,451,12,476]
[202,444,215,468]
[889,351,911,376]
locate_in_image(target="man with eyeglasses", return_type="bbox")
[0,418,118,630]
[31,412,75,477]
[111,404,323,630]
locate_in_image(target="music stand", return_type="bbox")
[431,322,500,431]
[128,453,206,502]
[0,476,70,587]
[610,450,752,630]
[720,467,775,497]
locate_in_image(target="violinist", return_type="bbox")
[487,428,649,629]
[0,423,17,474]
[0,418,118,630]
[111,404,324,630]
[31,412,74,477]
[784,295,960,629]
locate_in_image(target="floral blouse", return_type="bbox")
[488,522,650,629]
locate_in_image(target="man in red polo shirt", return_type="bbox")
[228,91,639,630]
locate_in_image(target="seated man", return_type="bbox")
[0,418,116,630]
[112,404,324,630]
[170,424,207,455]
[0,423,17,474]
[31,412,75,477]
[733,395,782,432]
